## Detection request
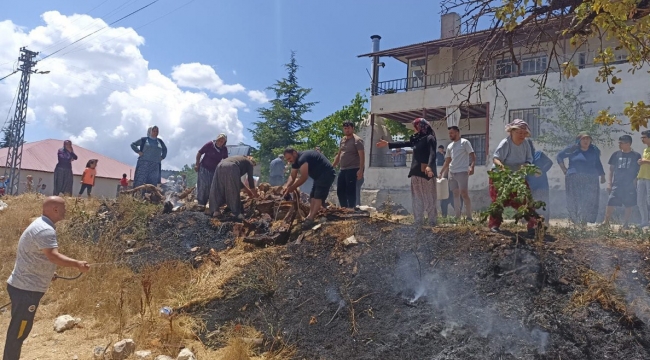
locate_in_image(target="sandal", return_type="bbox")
[301,219,316,230]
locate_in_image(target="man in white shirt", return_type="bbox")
[5,197,90,359]
[439,126,476,220]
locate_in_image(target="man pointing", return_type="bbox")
[4,196,90,360]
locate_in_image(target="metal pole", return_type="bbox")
[3,47,39,195]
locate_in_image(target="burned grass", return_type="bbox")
[4,193,650,359]
[190,220,650,360]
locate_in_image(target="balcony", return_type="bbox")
[374,69,478,95]
[373,55,630,95]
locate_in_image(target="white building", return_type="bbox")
[357,14,644,219]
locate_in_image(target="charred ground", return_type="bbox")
[88,195,650,360]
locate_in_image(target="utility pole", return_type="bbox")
[3,47,40,195]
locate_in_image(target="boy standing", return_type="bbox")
[604,135,641,227]
[120,174,129,191]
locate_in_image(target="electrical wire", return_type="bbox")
[39,0,142,55]
[1,85,19,131]
[55,0,198,59]
[40,0,160,62]
[0,70,18,82]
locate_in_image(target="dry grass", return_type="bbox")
[0,194,273,356]
[234,249,285,297]
[569,267,634,322]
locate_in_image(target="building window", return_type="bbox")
[462,134,486,166]
[577,52,587,69]
[521,55,547,75]
[496,55,547,77]
[509,108,541,138]
[410,59,426,67]
[495,58,513,77]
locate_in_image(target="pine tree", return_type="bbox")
[250,51,318,180]
[0,128,12,148]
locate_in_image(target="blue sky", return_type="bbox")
[3,0,445,139]
[1,0,469,168]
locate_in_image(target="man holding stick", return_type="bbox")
[4,197,90,360]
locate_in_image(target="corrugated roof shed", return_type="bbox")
[226,145,252,157]
[0,139,136,180]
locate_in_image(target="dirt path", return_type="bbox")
[0,304,111,360]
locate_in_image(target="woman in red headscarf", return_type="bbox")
[377,118,438,226]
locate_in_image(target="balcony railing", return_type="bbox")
[374,69,479,95]
[374,57,630,95]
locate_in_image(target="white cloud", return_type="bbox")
[247,90,269,104]
[0,11,254,169]
[69,126,97,144]
[171,63,245,95]
[50,104,66,115]
[232,70,237,75]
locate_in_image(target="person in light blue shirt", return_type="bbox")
[131,126,167,187]
[269,154,286,186]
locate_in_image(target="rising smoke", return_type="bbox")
[393,253,549,357]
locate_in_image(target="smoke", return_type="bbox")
[392,253,549,357]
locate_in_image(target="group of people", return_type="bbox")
[53,140,99,198]
[557,131,650,229]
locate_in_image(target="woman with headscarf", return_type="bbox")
[53,140,78,196]
[194,133,228,208]
[557,133,606,224]
[376,118,438,226]
[131,126,167,187]
[489,120,538,235]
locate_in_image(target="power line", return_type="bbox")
[0,70,18,82]
[40,0,160,62]
[1,85,19,131]
[55,0,198,59]
[39,0,143,55]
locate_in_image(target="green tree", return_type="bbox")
[0,128,10,148]
[531,79,623,154]
[179,164,197,188]
[250,51,317,181]
[383,118,410,141]
[295,92,369,160]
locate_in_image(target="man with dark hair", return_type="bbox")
[332,121,365,208]
[638,130,650,227]
[283,147,336,229]
[436,145,446,166]
[439,126,476,221]
[604,135,641,227]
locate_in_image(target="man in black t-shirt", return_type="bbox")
[603,135,641,227]
[283,147,336,229]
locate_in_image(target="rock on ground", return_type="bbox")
[112,339,136,360]
[53,315,79,333]
[134,350,152,360]
[176,348,196,360]
[154,356,173,360]
[92,346,106,360]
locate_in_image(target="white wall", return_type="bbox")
[0,168,124,198]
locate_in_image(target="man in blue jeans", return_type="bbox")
[5,197,90,360]
[332,121,365,208]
